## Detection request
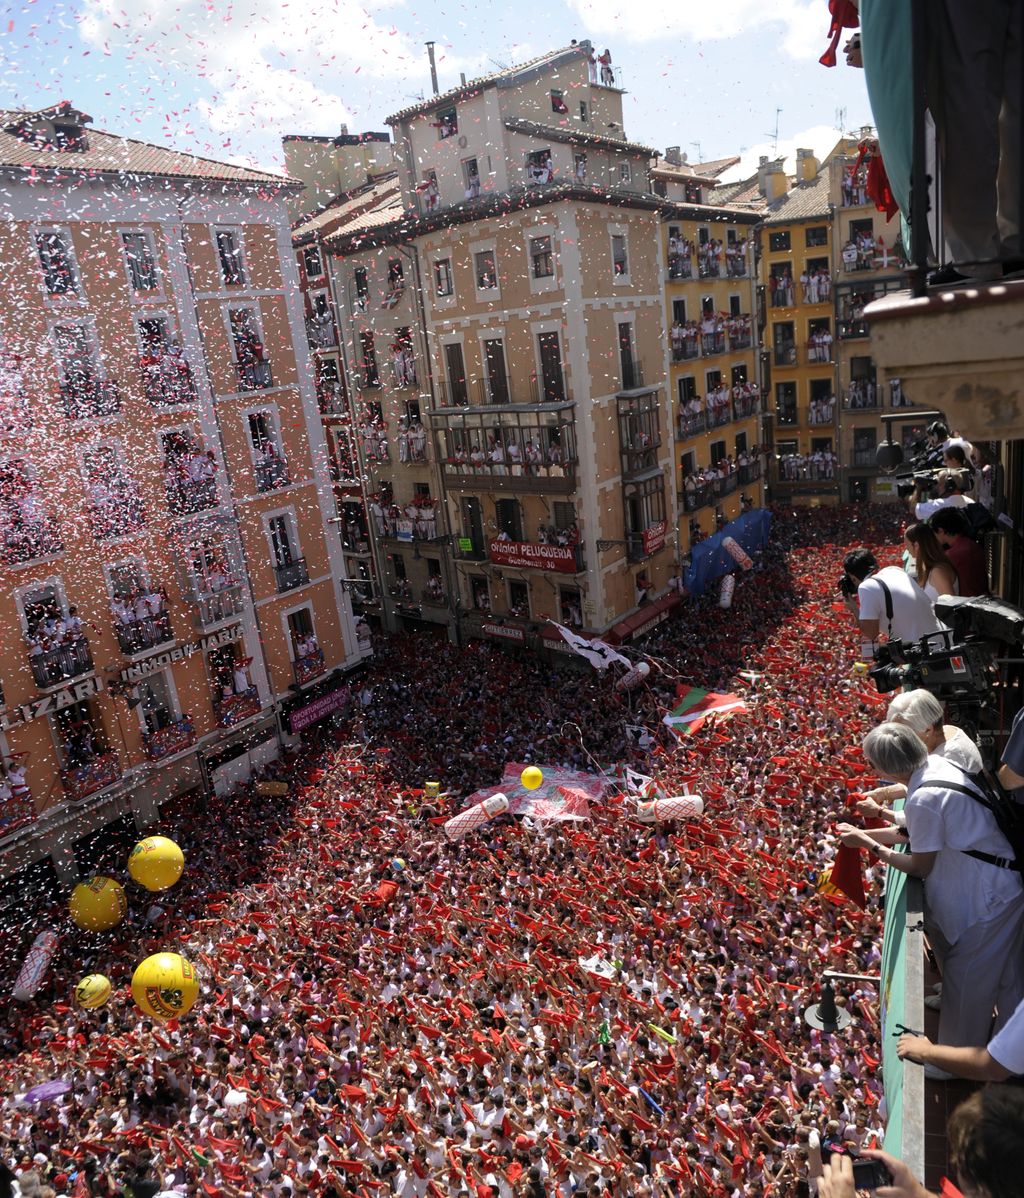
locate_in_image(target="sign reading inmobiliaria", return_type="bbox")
[488,539,578,573]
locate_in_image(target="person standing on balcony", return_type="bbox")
[598,48,614,85]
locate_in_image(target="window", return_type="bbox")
[768,230,791,252]
[611,234,629,277]
[678,376,697,405]
[358,330,380,387]
[553,501,575,530]
[508,579,530,615]
[475,249,497,290]
[444,343,468,406]
[617,390,661,476]
[619,162,632,183]
[536,332,565,402]
[436,107,457,139]
[495,497,523,542]
[618,321,639,389]
[527,235,554,281]
[287,608,317,659]
[303,245,323,279]
[710,439,726,465]
[434,258,453,297]
[680,450,696,476]
[483,338,509,405]
[850,217,874,241]
[806,225,828,248]
[122,231,159,292]
[215,230,246,286]
[353,266,369,305]
[623,475,667,561]
[527,149,553,185]
[775,382,797,425]
[268,514,304,587]
[684,181,702,204]
[731,363,748,386]
[247,409,279,455]
[36,230,78,296]
[672,298,687,324]
[139,672,177,735]
[579,101,589,121]
[550,89,568,114]
[735,431,748,456]
[137,315,169,353]
[729,294,742,317]
[574,153,587,183]
[462,158,481,199]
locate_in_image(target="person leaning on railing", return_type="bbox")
[838,722,1024,1054]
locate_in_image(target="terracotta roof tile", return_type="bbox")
[504,117,654,157]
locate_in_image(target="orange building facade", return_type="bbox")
[0,104,366,884]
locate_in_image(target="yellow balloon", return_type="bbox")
[128,836,185,892]
[131,952,200,1021]
[69,876,127,932]
[521,766,544,791]
[75,974,112,1009]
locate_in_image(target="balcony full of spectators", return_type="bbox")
[191,581,245,629]
[0,515,63,566]
[28,633,93,688]
[143,717,196,762]
[697,240,723,279]
[808,396,837,426]
[214,684,261,728]
[254,452,290,493]
[669,323,700,361]
[61,375,120,420]
[87,473,145,539]
[843,379,879,409]
[274,557,309,593]
[727,314,753,350]
[140,348,197,407]
[61,750,120,804]
[732,384,761,420]
[0,354,32,438]
[292,641,326,687]
[235,360,273,392]
[776,449,837,482]
[112,588,173,655]
[677,408,706,439]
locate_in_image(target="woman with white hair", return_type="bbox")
[855,689,982,828]
[839,722,1024,1053]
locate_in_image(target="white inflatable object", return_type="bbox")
[719,574,736,609]
[13,930,59,1002]
[444,793,510,841]
[636,795,704,823]
[722,536,753,571]
[615,660,651,691]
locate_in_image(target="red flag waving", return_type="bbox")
[830,843,867,909]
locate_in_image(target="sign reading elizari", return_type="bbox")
[119,624,243,684]
[0,675,105,733]
[488,539,577,573]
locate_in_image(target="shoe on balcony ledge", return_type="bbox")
[927,264,1001,289]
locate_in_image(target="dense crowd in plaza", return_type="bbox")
[0,503,1010,1198]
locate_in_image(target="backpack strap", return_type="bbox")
[914,778,1019,871]
[875,577,895,640]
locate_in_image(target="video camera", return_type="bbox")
[868,594,1024,752]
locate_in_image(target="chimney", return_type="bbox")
[425,41,439,95]
[665,145,682,166]
[339,123,349,136]
[460,72,467,86]
[758,157,789,201]
[795,147,818,183]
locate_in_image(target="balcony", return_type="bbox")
[712,472,739,497]
[697,257,721,280]
[1,517,64,565]
[773,343,797,368]
[677,411,706,439]
[850,447,878,468]
[837,317,869,340]
[191,583,245,629]
[141,355,197,407]
[61,378,120,420]
[421,587,448,608]
[707,404,732,429]
[667,255,693,280]
[306,315,337,351]
[737,460,762,485]
[842,386,880,411]
[235,360,273,392]
[215,685,261,728]
[806,341,833,365]
[725,255,748,278]
[143,717,196,762]
[28,635,93,688]
[681,482,714,512]
[769,284,797,308]
[728,323,753,351]
[274,557,309,593]
[618,359,651,393]
[454,539,488,562]
[61,752,120,803]
[254,457,290,492]
[671,336,700,362]
[732,394,761,421]
[293,647,326,687]
[90,491,145,540]
[700,332,726,357]
[166,475,218,516]
[115,612,174,656]
[808,403,837,426]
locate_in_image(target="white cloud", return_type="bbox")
[565,0,825,58]
[718,123,854,183]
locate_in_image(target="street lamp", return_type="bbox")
[803,970,880,1034]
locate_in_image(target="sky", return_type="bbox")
[2,0,872,182]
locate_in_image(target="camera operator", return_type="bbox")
[819,1085,1024,1198]
[911,469,976,522]
[928,507,989,597]
[855,689,983,828]
[839,723,1024,1053]
[997,703,1024,796]
[842,549,944,660]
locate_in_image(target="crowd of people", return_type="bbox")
[668,316,752,364]
[777,451,837,482]
[111,587,172,654]
[0,503,1011,1198]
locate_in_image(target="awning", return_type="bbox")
[604,591,682,645]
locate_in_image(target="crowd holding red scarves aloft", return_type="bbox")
[0,505,905,1198]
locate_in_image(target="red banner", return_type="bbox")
[488,539,578,573]
[641,520,667,556]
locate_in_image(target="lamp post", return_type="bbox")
[803,970,880,1034]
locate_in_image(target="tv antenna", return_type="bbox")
[690,140,702,164]
[835,105,847,133]
[765,107,782,155]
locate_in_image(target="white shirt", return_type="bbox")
[857,566,944,645]
[988,993,1024,1074]
[905,756,1022,944]
[915,493,975,521]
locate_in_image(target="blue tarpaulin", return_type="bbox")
[684,509,772,598]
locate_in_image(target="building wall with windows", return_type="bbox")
[0,103,365,882]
